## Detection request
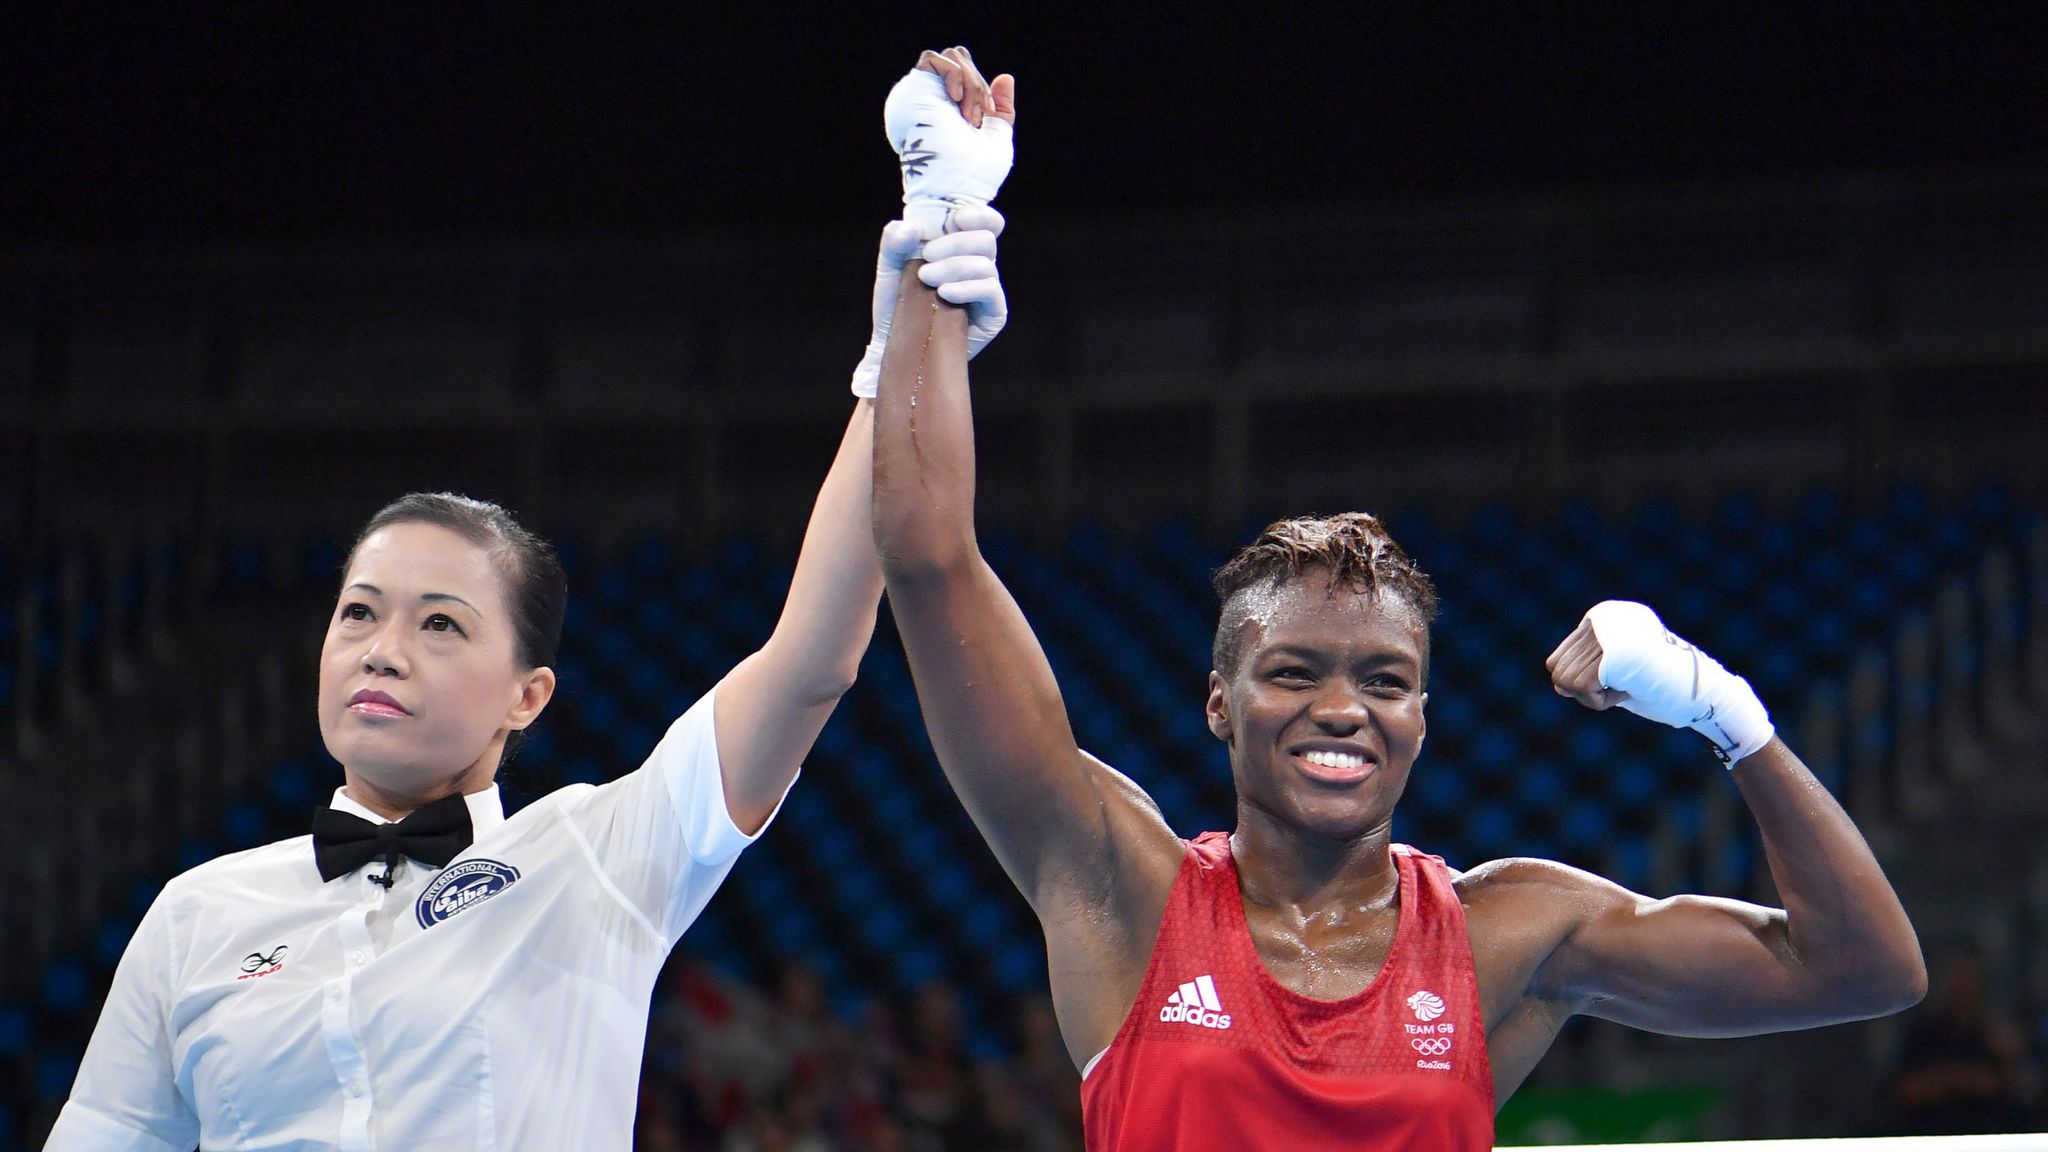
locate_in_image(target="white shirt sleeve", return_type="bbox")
[566,682,794,945]
[45,892,199,1152]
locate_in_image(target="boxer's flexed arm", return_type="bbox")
[1522,603,1925,1036]
[870,51,1182,1064]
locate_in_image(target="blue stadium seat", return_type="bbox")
[851,906,909,951]
[625,656,669,704]
[37,1053,78,1101]
[995,940,1047,993]
[896,825,949,871]
[1753,648,1805,697]
[1465,802,1515,853]
[0,1005,29,1058]
[1468,503,1517,552]
[269,760,315,810]
[1608,837,1653,891]
[42,959,89,1014]
[178,840,218,871]
[1712,553,1757,595]
[590,623,634,667]
[518,723,556,766]
[224,801,268,848]
[925,868,976,908]
[1625,555,1677,601]
[1612,762,1659,809]
[892,943,945,988]
[1560,804,1613,853]
[562,754,606,786]
[1411,766,1466,814]
[595,566,631,608]
[768,909,819,953]
[1514,762,1567,810]
[1630,500,1682,541]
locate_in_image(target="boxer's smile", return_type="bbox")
[1209,569,1428,841]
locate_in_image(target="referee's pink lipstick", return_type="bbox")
[348,689,411,718]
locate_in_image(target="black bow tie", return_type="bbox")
[312,792,474,885]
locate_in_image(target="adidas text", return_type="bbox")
[1159,1001,1233,1029]
[1160,975,1232,1030]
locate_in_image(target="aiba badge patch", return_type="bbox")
[417,859,521,929]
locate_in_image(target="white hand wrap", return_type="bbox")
[849,209,1008,397]
[884,67,1014,239]
[1586,600,1775,766]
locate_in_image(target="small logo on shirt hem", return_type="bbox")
[1159,975,1232,1030]
[237,945,288,980]
[416,859,520,928]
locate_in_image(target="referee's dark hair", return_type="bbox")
[344,492,567,765]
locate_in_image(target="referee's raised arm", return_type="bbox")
[710,398,886,835]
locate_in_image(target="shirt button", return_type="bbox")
[347,1079,366,1097]
[349,950,366,966]
[327,986,342,1002]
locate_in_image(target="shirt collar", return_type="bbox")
[328,784,506,840]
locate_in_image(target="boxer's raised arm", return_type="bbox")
[1527,608,1926,1035]
[872,257,1178,918]
[870,59,1180,928]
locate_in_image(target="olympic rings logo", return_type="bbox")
[1411,1037,1453,1057]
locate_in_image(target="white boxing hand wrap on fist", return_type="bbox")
[850,207,1008,398]
[853,60,1014,398]
[1586,600,1775,765]
[884,67,1014,239]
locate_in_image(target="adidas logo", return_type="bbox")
[1158,974,1232,1030]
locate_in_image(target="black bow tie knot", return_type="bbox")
[312,792,474,886]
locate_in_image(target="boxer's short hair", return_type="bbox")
[1211,513,1438,679]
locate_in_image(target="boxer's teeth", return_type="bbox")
[1302,750,1366,769]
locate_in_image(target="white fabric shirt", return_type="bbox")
[48,687,784,1152]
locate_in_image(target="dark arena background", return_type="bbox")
[5,5,2048,1148]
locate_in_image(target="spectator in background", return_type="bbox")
[767,963,844,1095]
[645,961,1085,1149]
[1892,946,2033,1134]
[1013,998,1083,1146]
[897,983,974,1150]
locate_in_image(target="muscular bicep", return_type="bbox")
[888,556,1179,915]
[1542,882,1839,1038]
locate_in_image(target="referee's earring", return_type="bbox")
[1205,672,1233,745]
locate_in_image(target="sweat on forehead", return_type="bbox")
[1212,571,1431,672]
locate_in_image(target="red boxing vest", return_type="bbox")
[1081,834,1494,1151]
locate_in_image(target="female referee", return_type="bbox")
[48,49,1015,1152]
[870,50,1927,1152]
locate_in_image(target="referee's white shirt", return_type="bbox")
[48,686,783,1152]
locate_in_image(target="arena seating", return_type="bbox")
[1,483,2041,1146]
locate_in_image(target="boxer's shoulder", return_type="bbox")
[1456,857,1638,949]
